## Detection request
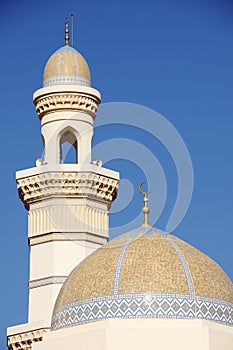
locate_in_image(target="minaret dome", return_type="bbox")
[43,45,91,87]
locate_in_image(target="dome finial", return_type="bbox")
[138,182,151,226]
[64,17,69,46]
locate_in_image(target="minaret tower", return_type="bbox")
[15,21,119,325]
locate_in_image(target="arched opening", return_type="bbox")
[59,130,78,163]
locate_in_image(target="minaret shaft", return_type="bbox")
[15,83,119,323]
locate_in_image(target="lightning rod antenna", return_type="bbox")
[70,14,75,47]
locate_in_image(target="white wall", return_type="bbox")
[32,319,233,350]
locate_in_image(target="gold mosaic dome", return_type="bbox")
[52,226,233,330]
[43,45,91,87]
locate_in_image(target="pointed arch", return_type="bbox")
[59,128,78,164]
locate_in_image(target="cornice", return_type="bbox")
[34,92,100,119]
[17,171,118,209]
[8,328,48,350]
[29,232,108,246]
[29,276,67,289]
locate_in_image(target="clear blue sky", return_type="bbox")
[1,0,233,348]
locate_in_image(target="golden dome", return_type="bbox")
[52,227,233,330]
[43,45,91,87]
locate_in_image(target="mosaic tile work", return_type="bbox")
[52,226,233,330]
[51,293,233,330]
[172,236,233,302]
[119,234,189,295]
[166,238,195,298]
[113,230,141,294]
[43,45,91,87]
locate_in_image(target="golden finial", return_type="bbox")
[65,17,69,46]
[138,182,151,227]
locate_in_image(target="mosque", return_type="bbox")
[7,21,233,350]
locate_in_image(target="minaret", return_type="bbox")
[15,22,119,324]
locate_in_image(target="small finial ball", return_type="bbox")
[142,206,150,214]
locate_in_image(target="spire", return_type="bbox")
[138,182,151,227]
[65,17,69,46]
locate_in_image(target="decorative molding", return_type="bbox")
[29,232,108,246]
[17,171,118,210]
[34,92,100,119]
[28,205,109,238]
[8,328,49,350]
[30,197,108,210]
[43,75,90,88]
[29,276,67,289]
[51,293,233,331]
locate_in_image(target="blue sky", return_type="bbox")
[1,0,233,348]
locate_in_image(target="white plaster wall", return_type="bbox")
[209,327,233,350]
[32,319,233,350]
[29,240,100,280]
[28,240,101,322]
[29,284,62,323]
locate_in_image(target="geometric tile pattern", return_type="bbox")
[51,293,233,330]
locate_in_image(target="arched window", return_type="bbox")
[59,130,78,163]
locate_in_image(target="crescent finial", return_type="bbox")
[138,182,151,226]
[138,182,151,196]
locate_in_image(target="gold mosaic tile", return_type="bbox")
[119,234,188,294]
[55,245,122,308]
[43,49,90,82]
[60,51,76,76]
[172,236,233,302]
[43,52,60,80]
[76,52,90,79]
